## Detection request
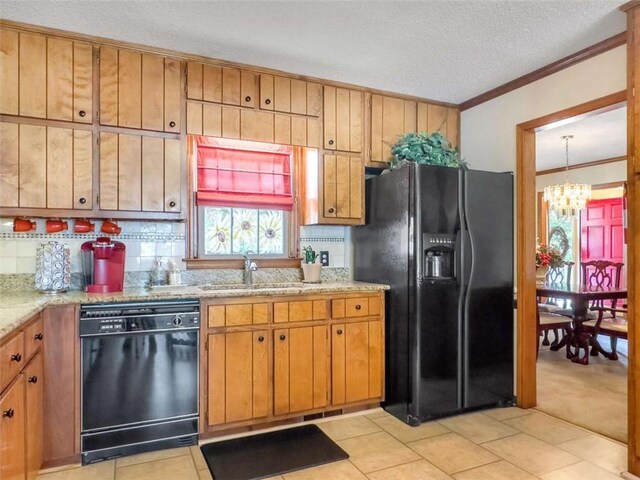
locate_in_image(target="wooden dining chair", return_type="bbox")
[583,303,628,360]
[536,301,573,358]
[539,261,574,346]
[581,260,624,314]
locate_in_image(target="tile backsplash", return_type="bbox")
[0,219,353,276]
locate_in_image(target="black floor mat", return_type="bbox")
[200,424,349,480]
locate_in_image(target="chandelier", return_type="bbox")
[543,135,591,217]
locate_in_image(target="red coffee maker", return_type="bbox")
[81,237,126,293]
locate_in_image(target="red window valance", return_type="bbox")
[195,136,293,210]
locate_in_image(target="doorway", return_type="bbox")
[515,90,627,416]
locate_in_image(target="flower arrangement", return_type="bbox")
[536,242,563,268]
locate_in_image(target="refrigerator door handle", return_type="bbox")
[456,171,468,410]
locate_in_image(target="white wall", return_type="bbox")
[536,160,627,192]
[461,46,627,172]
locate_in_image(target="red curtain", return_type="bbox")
[195,136,293,210]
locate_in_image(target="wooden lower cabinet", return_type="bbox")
[331,321,382,405]
[207,330,269,425]
[0,375,26,480]
[24,353,43,480]
[273,325,327,415]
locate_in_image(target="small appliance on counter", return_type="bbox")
[81,237,125,293]
[35,241,71,294]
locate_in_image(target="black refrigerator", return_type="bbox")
[354,163,515,425]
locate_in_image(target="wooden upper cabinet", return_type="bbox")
[259,75,322,117]
[324,86,363,153]
[0,29,93,123]
[99,132,182,213]
[100,47,182,132]
[322,154,363,224]
[331,321,382,405]
[0,122,93,210]
[187,62,256,108]
[274,326,327,416]
[208,331,269,425]
[369,94,417,167]
[416,103,460,149]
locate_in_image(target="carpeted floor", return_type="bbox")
[536,335,628,443]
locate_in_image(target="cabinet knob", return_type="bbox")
[34,333,43,341]
[79,197,87,204]
[10,353,21,362]
[355,304,362,310]
[258,336,264,343]
[245,96,252,102]
[169,121,176,128]
[337,329,343,335]
[79,110,86,117]
[328,139,334,146]
[279,334,286,341]
[265,99,271,105]
[2,408,14,419]
[28,376,38,384]
[328,208,335,214]
[169,201,176,208]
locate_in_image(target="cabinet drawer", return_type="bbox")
[207,303,269,327]
[273,300,327,323]
[0,332,25,391]
[23,315,44,361]
[332,297,381,318]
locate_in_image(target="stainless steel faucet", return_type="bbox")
[243,251,258,287]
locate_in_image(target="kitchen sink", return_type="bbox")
[198,282,306,291]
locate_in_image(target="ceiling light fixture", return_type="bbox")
[543,135,592,217]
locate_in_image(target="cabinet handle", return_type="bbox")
[337,329,343,335]
[169,121,176,128]
[2,408,14,419]
[355,304,362,310]
[258,336,264,343]
[28,376,38,384]
[79,110,86,117]
[279,334,286,341]
[265,99,271,105]
[34,333,43,341]
[245,96,252,102]
[169,201,176,208]
[10,353,21,362]
[328,139,334,146]
[328,208,335,214]
[79,197,87,204]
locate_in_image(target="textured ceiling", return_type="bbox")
[0,0,627,104]
[536,105,627,171]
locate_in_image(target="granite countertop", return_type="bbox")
[0,281,389,342]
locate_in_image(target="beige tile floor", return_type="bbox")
[37,408,628,480]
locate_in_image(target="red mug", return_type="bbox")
[46,218,68,233]
[13,218,36,232]
[101,219,122,235]
[74,219,95,233]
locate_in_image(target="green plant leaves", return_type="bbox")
[389,131,467,170]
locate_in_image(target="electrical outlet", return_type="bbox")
[319,251,329,266]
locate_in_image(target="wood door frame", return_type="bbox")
[515,90,627,409]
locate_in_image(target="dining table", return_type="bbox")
[536,282,628,364]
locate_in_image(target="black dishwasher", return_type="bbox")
[80,299,200,464]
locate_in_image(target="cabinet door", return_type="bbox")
[240,110,274,143]
[331,321,382,405]
[187,62,255,108]
[0,331,24,392]
[370,95,416,165]
[99,132,182,213]
[100,47,182,132]
[322,154,363,223]
[0,30,95,122]
[274,326,327,416]
[416,103,460,148]
[324,86,362,153]
[208,331,268,425]
[25,353,44,480]
[0,375,26,480]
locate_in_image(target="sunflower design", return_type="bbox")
[232,208,258,254]
[259,210,284,254]
[204,208,231,254]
